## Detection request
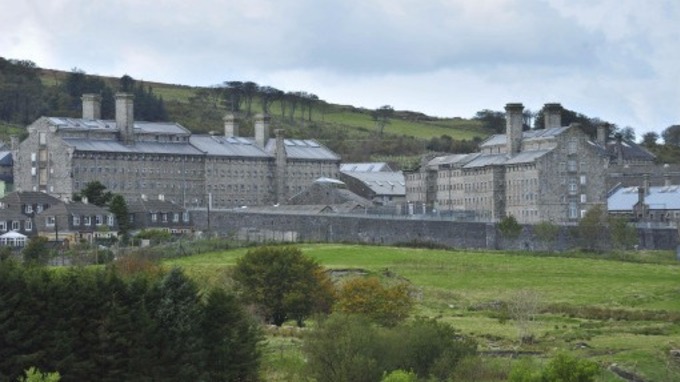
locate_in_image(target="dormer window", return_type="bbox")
[73,216,80,226]
[46,216,55,227]
[25,205,33,214]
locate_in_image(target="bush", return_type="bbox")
[381,369,417,382]
[335,276,413,327]
[542,352,600,382]
[499,215,523,240]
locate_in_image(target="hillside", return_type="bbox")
[35,67,492,167]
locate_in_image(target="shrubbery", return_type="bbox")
[509,352,600,382]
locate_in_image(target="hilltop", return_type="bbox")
[34,67,491,168]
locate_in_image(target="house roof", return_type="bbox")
[0,191,62,209]
[265,138,340,161]
[608,185,680,211]
[480,126,571,148]
[0,151,12,166]
[340,171,406,196]
[604,139,656,162]
[0,208,31,221]
[340,162,393,172]
[0,231,27,239]
[40,201,111,216]
[127,199,186,213]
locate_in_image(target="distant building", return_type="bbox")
[288,178,371,207]
[340,162,405,205]
[127,197,192,234]
[608,175,680,222]
[34,200,117,244]
[13,93,341,208]
[406,103,609,223]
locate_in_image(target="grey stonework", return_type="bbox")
[191,210,678,250]
[14,93,340,208]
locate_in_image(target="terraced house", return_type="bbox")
[406,103,609,223]
[13,93,340,208]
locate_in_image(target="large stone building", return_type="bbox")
[406,103,609,223]
[13,93,340,208]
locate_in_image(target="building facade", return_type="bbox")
[406,103,609,223]
[13,93,340,208]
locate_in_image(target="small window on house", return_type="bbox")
[84,217,91,226]
[25,205,33,214]
[73,216,80,226]
[151,213,157,222]
[129,214,135,223]
[0,221,5,231]
[46,216,55,227]
[182,212,189,222]
[96,215,103,225]
[162,213,168,223]
[107,215,114,226]
[580,175,587,185]
[25,220,32,231]
[12,221,20,231]
[568,203,578,219]
[580,194,587,203]
[173,213,179,223]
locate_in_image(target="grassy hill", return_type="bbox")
[35,68,492,165]
[165,244,680,381]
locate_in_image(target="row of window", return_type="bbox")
[45,215,114,227]
[0,220,31,231]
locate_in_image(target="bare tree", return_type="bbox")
[507,289,542,344]
[372,105,394,136]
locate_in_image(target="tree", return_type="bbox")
[22,237,49,265]
[73,181,112,206]
[18,367,61,382]
[109,194,130,237]
[232,246,335,326]
[576,205,608,251]
[335,276,413,327]
[507,289,542,344]
[498,215,522,240]
[662,125,680,147]
[473,109,505,133]
[372,105,394,136]
[641,131,659,147]
[608,215,638,250]
[618,126,636,142]
[533,221,560,251]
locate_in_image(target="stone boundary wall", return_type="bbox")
[190,210,679,251]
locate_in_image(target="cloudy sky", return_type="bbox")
[2,0,678,137]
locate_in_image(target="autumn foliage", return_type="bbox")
[335,276,414,327]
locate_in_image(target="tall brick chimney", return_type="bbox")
[543,103,562,129]
[82,94,102,120]
[116,93,134,145]
[254,113,270,147]
[505,103,524,155]
[223,113,239,137]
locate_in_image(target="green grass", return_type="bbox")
[164,244,680,380]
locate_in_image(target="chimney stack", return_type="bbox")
[275,129,287,204]
[254,113,270,147]
[82,94,102,120]
[543,103,562,129]
[223,113,239,137]
[116,93,135,145]
[505,103,524,155]
[664,173,672,187]
[596,124,607,146]
[643,174,651,196]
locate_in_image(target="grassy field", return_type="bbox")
[165,244,680,381]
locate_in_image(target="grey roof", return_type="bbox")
[608,185,680,211]
[0,191,62,208]
[340,162,392,172]
[127,199,186,213]
[0,208,31,221]
[40,201,110,216]
[340,171,406,196]
[463,154,510,168]
[63,139,204,156]
[0,151,12,166]
[428,153,479,168]
[504,150,552,165]
[47,117,190,135]
[605,139,656,162]
[266,138,340,161]
[189,135,272,158]
[480,126,570,148]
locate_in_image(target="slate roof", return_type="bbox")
[127,199,186,213]
[40,201,111,217]
[265,138,340,161]
[0,151,12,166]
[340,162,393,172]
[340,171,406,196]
[62,139,203,155]
[0,208,31,221]
[189,135,271,158]
[0,191,62,209]
[480,126,570,148]
[46,117,190,136]
[608,185,680,211]
[605,139,656,162]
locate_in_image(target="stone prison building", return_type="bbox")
[406,103,610,224]
[13,93,340,208]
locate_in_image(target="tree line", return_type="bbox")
[0,57,168,126]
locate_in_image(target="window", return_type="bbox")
[12,221,20,230]
[36,205,43,213]
[129,214,135,223]
[182,212,190,222]
[25,220,32,231]
[568,138,577,154]
[46,216,55,227]
[580,175,587,185]
[162,213,168,223]
[568,202,578,219]
[567,160,577,172]
[73,215,81,226]
[107,215,114,226]
[84,217,91,226]
[173,213,179,223]
[580,194,587,203]
[96,215,103,226]
[151,213,157,223]
[31,152,37,162]
[568,180,578,194]
[0,221,5,231]
[25,205,33,214]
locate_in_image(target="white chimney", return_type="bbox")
[116,93,135,145]
[254,113,270,147]
[224,113,239,137]
[82,94,102,120]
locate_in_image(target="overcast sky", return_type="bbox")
[2,0,678,137]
